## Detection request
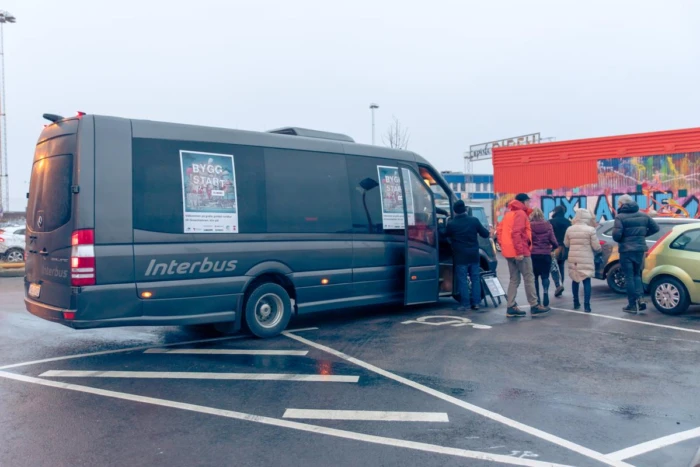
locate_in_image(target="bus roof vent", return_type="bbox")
[267,127,355,143]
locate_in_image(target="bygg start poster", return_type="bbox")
[377,165,414,229]
[180,150,239,233]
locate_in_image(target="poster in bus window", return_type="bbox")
[401,168,416,226]
[377,166,414,230]
[180,150,239,234]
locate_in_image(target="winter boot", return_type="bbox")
[531,305,551,316]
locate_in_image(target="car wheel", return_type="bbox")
[651,277,690,315]
[5,248,24,263]
[244,282,292,338]
[606,263,626,294]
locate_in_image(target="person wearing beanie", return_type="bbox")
[549,205,572,296]
[497,193,551,317]
[445,199,490,311]
[530,207,559,307]
[612,194,659,314]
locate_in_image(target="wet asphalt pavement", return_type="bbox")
[1,260,700,467]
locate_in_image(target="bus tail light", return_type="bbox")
[71,229,95,286]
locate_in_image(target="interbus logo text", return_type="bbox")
[145,258,238,277]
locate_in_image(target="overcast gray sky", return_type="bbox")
[3,0,700,210]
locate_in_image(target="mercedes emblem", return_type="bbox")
[37,215,43,228]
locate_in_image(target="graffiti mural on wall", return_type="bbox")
[495,152,700,223]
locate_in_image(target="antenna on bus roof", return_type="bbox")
[42,113,64,123]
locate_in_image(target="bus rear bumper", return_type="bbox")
[25,296,238,330]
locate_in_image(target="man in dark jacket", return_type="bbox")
[612,195,660,313]
[445,200,490,311]
[549,205,572,297]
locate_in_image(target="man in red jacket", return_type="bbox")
[497,193,551,318]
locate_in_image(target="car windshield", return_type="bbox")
[471,208,488,225]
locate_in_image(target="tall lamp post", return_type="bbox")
[0,10,15,216]
[369,103,379,145]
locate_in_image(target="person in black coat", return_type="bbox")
[612,195,659,313]
[445,200,490,311]
[549,205,572,297]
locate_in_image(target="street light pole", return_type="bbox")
[0,11,15,215]
[369,103,379,145]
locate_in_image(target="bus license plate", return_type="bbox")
[29,283,41,298]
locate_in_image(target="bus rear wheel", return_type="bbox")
[244,282,292,338]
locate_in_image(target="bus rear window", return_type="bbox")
[27,155,73,232]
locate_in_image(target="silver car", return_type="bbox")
[0,225,26,263]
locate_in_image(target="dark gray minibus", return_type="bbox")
[24,114,496,338]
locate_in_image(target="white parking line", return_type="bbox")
[549,307,700,335]
[0,334,248,371]
[283,409,449,422]
[0,371,573,467]
[40,370,358,383]
[145,349,309,356]
[283,331,633,467]
[606,426,700,461]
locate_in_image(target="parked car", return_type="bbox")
[0,225,26,263]
[642,223,700,315]
[595,218,700,293]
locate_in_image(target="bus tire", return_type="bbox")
[244,282,292,338]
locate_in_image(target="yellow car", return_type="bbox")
[642,223,700,315]
[596,218,700,294]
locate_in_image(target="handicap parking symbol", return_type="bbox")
[401,315,492,330]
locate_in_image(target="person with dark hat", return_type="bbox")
[497,193,551,317]
[445,199,490,311]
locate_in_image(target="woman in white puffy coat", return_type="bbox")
[564,209,602,312]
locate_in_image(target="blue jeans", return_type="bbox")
[572,278,591,307]
[621,251,645,308]
[456,263,481,307]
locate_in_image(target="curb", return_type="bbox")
[0,268,24,278]
[0,262,25,278]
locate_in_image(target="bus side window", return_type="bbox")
[404,168,437,247]
[346,156,406,235]
[265,149,352,234]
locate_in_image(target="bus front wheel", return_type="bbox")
[244,282,293,338]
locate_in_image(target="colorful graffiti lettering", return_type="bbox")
[495,152,700,223]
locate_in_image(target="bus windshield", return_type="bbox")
[419,167,451,214]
